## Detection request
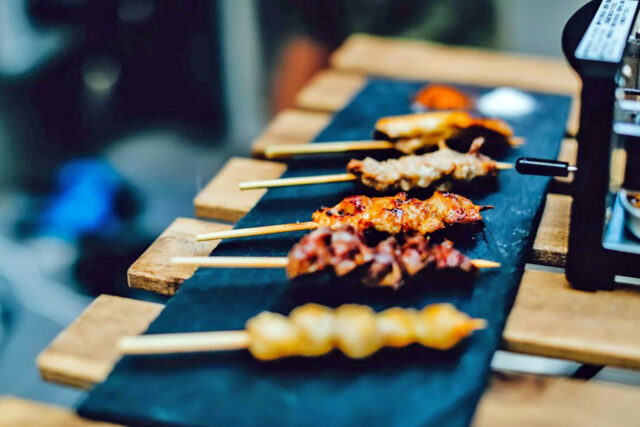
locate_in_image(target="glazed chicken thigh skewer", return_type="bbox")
[196,191,491,242]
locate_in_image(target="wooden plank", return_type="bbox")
[0,397,118,427]
[0,397,119,427]
[473,373,640,427]
[251,110,332,158]
[36,295,163,389]
[194,157,287,221]
[295,70,367,112]
[128,218,231,295]
[531,194,571,267]
[504,268,640,370]
[331,34,580,95]
[35,295,640,427]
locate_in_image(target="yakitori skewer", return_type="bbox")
[179,226,500,290]
[197,191,490,242]
[119,302,486,360]
[265,111,520,158]
[243,140,511,192]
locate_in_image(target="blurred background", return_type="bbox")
[0,0,590,408]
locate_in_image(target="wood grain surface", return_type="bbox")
[531,194,571,267]
[36,295,163,389]
[194,157,286,221]
[295,70,367,112]
[473,373,640,427]
[128,218,231,295]
[504,269,640,369]
[251,110,332,158]
[0,397,119,427]
[331,35,579,94]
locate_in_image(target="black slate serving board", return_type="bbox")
[79,79,572,427]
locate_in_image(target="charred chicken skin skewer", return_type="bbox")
[196,191,490,242]
[373,111,516,154]
[347,139,499,192]
[179,227,498,289]
[118,302,486,360]
[287,225,478,290]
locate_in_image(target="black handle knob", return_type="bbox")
[515,157,575,177]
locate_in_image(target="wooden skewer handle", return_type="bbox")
[470,260,501,269]
[173,256,499,269]
[240,173,357,190]
[197,222,318,242]
[119,331,250,355]
[172,256,290,268]
[495,162,513,170]
[264,141,394,158]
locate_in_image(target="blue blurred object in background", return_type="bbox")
[37,158,123,242]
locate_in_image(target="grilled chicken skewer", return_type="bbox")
[242,140,510,191]
[178,226,500,290]
[196,191,490,242]
[265,111,520,158]
[119,302,486,360]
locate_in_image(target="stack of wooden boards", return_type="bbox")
[5,35,640,426]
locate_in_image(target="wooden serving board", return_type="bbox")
[34,294,640,427]
[37,295,163,389]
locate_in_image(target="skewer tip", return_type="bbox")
[470,319,488,331]
[495,162,513,170]
[509,137,525,147]
[478,205,494,212]
[471,259,501,269]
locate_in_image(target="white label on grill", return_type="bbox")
[575,0,639,63]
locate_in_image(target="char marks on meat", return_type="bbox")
[287,226,477,289]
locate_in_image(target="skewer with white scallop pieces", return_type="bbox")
[179,226,500,291]
[264,111,522,158]
[118,302,487,360]
[196,191,492,242]
[242,139,513,192]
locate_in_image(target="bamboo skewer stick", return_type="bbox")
[171,256,500,269]
[172,256,290,268]
[239,163,512,191]
[196,222,318,242]
[264,139,523,158]
[196,208,493,242]
[264,140,394,158]
[239,173,357,190]
[119,330,250,355]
